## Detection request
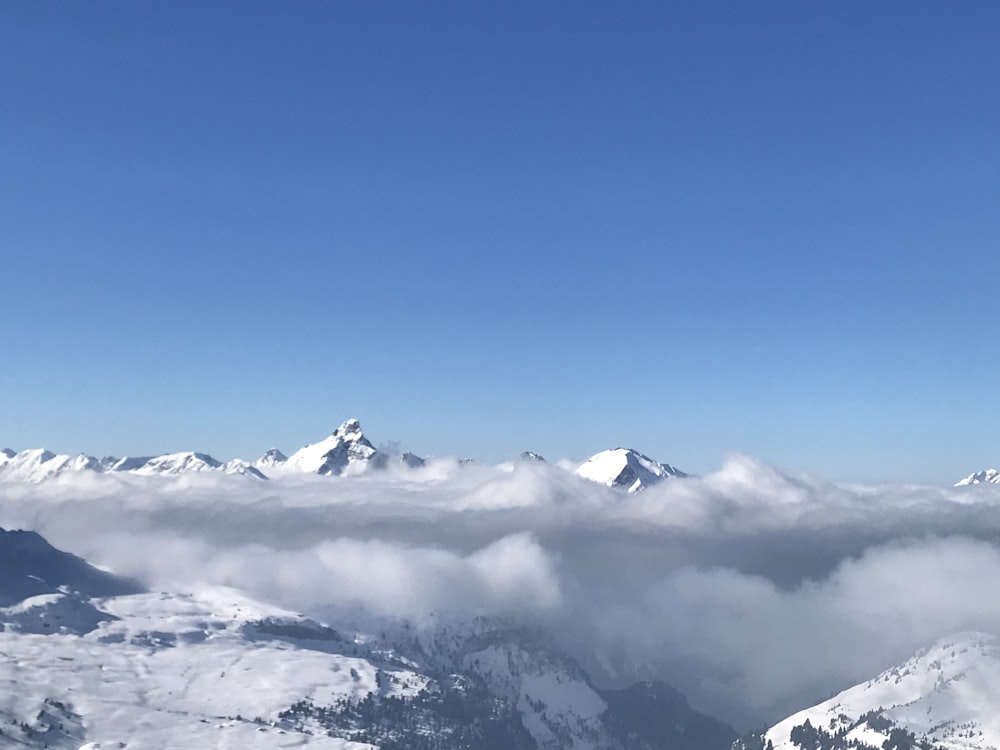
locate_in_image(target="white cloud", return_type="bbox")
[4,457,1000,728]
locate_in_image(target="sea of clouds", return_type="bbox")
[3,455,1000,729]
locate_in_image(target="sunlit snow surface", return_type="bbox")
[573,448,686,492]
[766,632,1000,750]
[0,586,406,749]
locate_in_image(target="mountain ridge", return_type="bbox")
[745,631,1000,750]
[0,419,689,489]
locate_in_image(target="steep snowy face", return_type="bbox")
[283,419,379,476]
[575,448,687,493]
[0,449,102,483]
[762,632,1000,750]
[254,448,288,469]
[956,469,1000,486]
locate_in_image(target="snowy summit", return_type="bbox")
[574,448,686,493]
[282,418,380,476]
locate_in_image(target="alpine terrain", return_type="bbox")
[737,633,1000,750]
[0,419,687,490]
[0,527,735,750]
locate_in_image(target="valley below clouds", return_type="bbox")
[4,456,1000,730]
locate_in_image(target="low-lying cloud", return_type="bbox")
[4,455,1000,729]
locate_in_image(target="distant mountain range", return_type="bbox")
[5,420,994,488]
[0,419,686,491]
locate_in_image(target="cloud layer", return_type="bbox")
[4,455,1000,728]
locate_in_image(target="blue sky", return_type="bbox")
[2,2,999,482]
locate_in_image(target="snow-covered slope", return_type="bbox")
[127,451,223,476]
[0,449,101,483]
[0,587,394,749]
[759,632,1000,750]
[282,419,380,476]
[0,449,267,482]
[956,469,1000,486]
[575,448,687,493]
[0,529,734,750]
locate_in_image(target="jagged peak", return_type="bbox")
[956,468,1000,486]
[332,418,364,439]
[283,418,379,476]
[520,451,546,462]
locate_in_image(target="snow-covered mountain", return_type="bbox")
[575,448,687,493]
[255,447,288,470]
[127,451,223,476]
[0,527,735,750]
[0,420,401,483]
[744,632,1000,750]
[282,419,382,476]
[0,432,690,489]
[956,469,1000,486]
[0,449,101,483]
[0,448,267,483]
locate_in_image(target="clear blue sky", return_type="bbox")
[2,2,998,482]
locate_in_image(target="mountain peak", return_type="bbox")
[283,419,379,476]
[575,447,687,493]
[956,468,1000,486]
[254,447,288,469]
[334,418,363,436]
